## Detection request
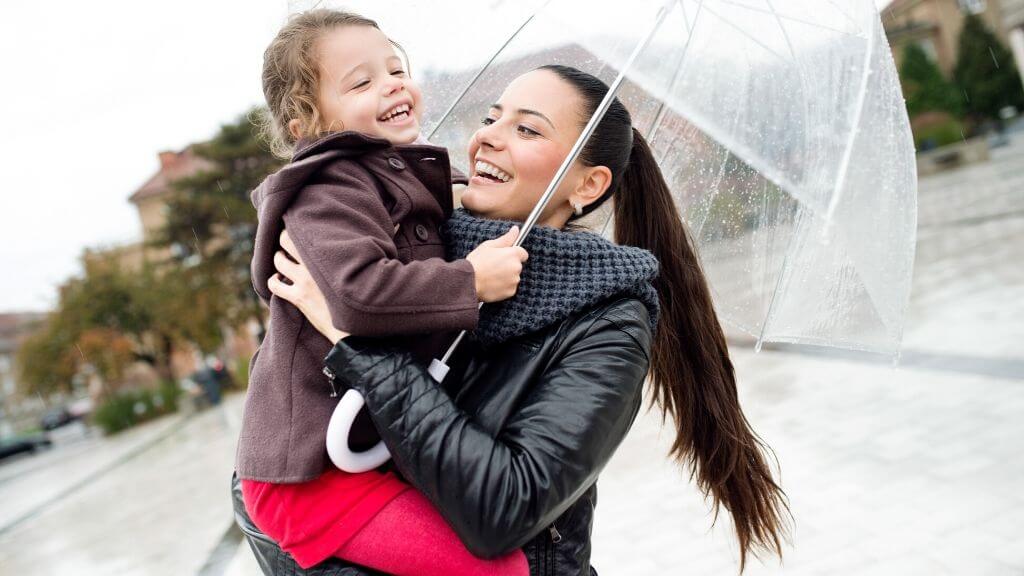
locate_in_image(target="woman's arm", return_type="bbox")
[323,302,651,558]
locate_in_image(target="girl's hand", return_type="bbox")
[466,226,529,302]
[267,229,350,345]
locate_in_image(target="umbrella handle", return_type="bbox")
[326,360,448,473]
[326,390,391,473]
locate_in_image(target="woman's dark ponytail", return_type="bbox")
[539,64,792,572]
[617,128,791,572]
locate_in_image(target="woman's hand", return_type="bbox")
[267,229,350,344]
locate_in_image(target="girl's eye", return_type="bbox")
[518,125,540,136]
[353,79,370,90]
[391,69,406,76]
[480,117,496,126]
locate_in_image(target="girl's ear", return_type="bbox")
[572,165,612,210]
[288,118,303,140]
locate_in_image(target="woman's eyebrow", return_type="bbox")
[490,103,556,131]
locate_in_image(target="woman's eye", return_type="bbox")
[480,117,496,126]
[518,125,540,136]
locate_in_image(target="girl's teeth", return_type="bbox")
[381,104,411,122]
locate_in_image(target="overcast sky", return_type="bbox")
[0,0,892,313]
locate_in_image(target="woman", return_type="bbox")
[233,65,791,575]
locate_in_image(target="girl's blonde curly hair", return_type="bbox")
[255,9,407,159]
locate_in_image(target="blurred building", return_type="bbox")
[883,0,1009,74]
[128,147,214,262]
[79,148,260,383]
[0,312,46,437]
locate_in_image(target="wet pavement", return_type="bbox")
[1,134,1022,575]
[0,397,244,575]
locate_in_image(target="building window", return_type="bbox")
[958,0,986,15]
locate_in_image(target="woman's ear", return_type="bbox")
[572,165,612,210]
[288,118,303,140]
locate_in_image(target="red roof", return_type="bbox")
[128,147,214,204]
[0,312,46,353]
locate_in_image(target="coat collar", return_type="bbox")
[292,131,464,179]
[292,130,391,161]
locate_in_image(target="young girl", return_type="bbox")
[235,9,529,575]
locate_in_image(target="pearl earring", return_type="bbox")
[572,201,583,216]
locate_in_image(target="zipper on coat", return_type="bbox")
[323,365,339,398]
[548,524,562,543]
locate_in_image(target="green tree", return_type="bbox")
[899,43,962,117]
[954,14,1024,130]
[154,108,283,339]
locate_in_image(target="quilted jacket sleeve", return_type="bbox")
[323,298,652,558]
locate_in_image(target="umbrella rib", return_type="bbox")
[755,203,805,352]
[713,0,862,38]
[648,0,704,145]
[426,2,549,141]
[822,14,876,230]
[821,0,862,30]
[765,0,813,180]
[699,3,789,62]
[763,0,796,60]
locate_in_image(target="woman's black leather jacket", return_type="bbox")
[232,296,652,575]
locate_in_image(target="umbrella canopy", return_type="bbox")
[425,0,917,357]
[296,0,918,472]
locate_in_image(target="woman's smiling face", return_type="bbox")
[461,69,597,227]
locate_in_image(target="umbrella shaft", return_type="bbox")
[514,0,676,246]
[439,0,676,368]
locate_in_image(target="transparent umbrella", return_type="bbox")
[427,0,918,358]
[312,0,918,472]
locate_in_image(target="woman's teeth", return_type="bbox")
[474,161,512,183]
[380,104,412,123]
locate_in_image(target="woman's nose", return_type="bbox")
[475,124,504,151]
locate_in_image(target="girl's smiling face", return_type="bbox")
[306,25,423,144]
[461,69,608,228]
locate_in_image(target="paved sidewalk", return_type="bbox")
[0,395,245,575]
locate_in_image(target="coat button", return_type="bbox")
[414,224,429,241]
[388,157,405,170]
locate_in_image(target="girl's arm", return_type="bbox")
[322,300,652,558]
[280,163,480,336]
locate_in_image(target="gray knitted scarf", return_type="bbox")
[443,209,660,345]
